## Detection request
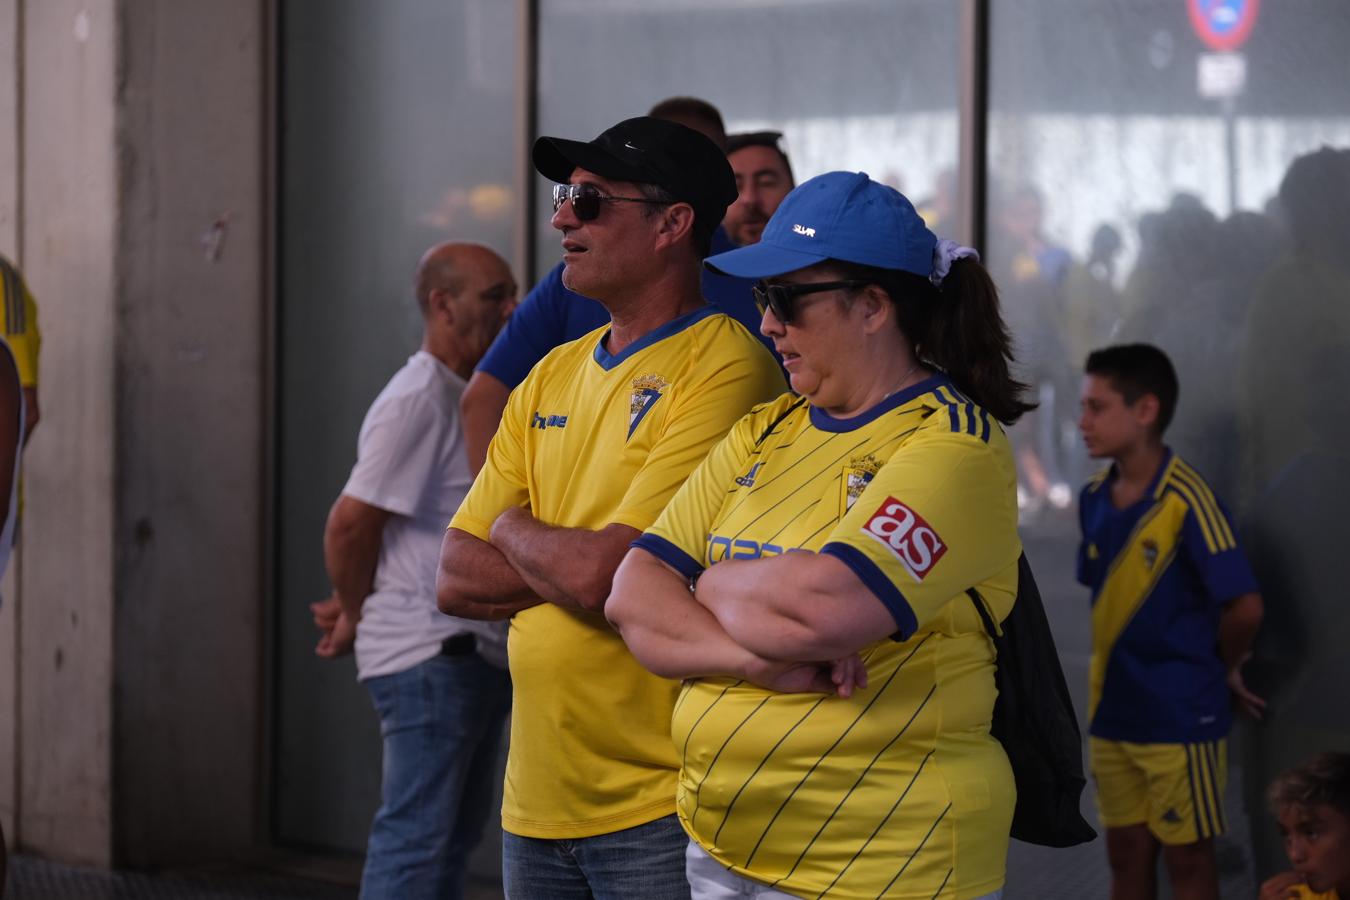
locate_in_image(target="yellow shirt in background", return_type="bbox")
[1291,885,1339,900]
[1,257,40,388]
[451,306,785,839]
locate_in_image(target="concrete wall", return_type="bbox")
[110,0,268,866]
[17,0,120,865]
[0,0,269,867]
[0,0,20,855]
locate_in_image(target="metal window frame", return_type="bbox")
[959,0,989,252]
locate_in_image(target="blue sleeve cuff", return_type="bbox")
[632,533,704,580]
[1210,553,1261,607]
[820,541,918,640]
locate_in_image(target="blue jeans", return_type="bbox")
[502,813,690,900]
[359,651,512,900]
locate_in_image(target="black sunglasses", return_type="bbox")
[552,183,671,222]
[752,280,869,325]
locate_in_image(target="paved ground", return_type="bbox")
[1,832,1258,900]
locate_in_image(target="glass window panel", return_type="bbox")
[534,0,962,276]
[989,1,1350,881]
[274,0,519,854]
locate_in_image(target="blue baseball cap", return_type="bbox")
[705,171,937,279]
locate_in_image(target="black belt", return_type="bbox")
[440,632,477,657]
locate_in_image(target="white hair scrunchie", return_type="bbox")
[929,238,980,287]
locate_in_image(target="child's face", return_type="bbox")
[1278,803,1350,894]
[1078,374,1157,459]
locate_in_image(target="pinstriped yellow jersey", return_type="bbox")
[1077,449,1258,743]
[451,305,785,839]
[1,256,39,387]
[635,374,1020,900]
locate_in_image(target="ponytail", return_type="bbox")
[923,257,1036,424]
[835,258,1037,425]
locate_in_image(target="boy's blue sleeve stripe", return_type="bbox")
[631,533,703,579]
[820,541,918,640]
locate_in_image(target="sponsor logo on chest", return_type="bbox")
[531,412,568,430]
[860,497,947,582]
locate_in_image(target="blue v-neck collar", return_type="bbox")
[591,305,718,371]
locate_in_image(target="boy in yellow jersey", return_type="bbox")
[437,116,784,900]
[1,255,41,440]
[1077,343,1265,900]
[1261,752,1350,900]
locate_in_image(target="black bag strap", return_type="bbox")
[752,395,809,449]
[966,587,997,640]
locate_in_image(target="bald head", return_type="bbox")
[416,242,518,378]
[416,242,500,314]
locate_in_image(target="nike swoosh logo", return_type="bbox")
[624,141,643,151]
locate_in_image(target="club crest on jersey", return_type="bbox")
[628,373,669,440]
[840,454,882,515]
[861,497,947,582]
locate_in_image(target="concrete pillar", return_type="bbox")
[0,0,22,855]
[17,0,119,865]
[110,0,268,866]
[0,0,269,867]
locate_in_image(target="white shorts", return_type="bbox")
[685,840,1004,900]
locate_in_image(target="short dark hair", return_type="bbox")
[1085,343,1179,434]
[1268,752,1350,819]
[648,96,726,150]
[634,180,713,258]
[726,130,795,185]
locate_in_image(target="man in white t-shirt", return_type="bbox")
[312,241,518,900]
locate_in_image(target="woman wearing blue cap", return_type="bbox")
[606,171,1033,899]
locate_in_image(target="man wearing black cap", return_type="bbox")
[437,117,784,898]
[458,98,771,475]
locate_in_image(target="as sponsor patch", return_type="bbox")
[861,497,947,582]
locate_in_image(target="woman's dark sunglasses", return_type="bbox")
[752,280,868,325]
[552,183,670,222]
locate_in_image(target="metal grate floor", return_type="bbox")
[7,857,356,900]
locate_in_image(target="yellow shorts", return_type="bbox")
[1089,737,1227,845]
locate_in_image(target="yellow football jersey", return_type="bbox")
[451,305,785,839]
[1,257,40,387]
[638,376,1020,899]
